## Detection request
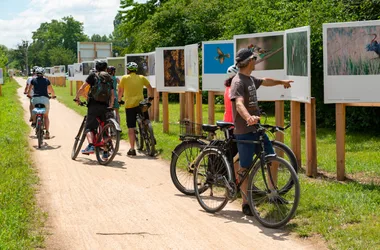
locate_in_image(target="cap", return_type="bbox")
[235,48,257,63]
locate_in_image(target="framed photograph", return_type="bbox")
[202,40,234,91]
[234,31,287,101]
[73,63,83,81]
[156,46,190,92]
[68,65,75,80]
[184,43,199,92]
[59,65,65,74]
[285,26,311,103]
[323,20,380,103]
[125,53,149,76]
[82,61,95,76]
[107,57,125,77]
[45,67,51,76]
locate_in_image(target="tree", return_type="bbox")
[48,47,76,66]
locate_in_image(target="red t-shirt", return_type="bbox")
[223,86,233,122]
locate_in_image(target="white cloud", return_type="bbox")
[0,0,122,49]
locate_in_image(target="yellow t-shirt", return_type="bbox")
[119,73,150,108]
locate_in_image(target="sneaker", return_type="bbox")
[82,144,95,155]
[102,151,109,159]
[127,148,136,156]
[44,131,50,139]
[31,123,36,128]
[242,203,253,216]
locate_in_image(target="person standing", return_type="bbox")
[118,62,153,156]
[107,66,121,123]
[229,48,292,216]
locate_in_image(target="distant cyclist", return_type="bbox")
[75,60,114,157]
[27,67,56,139]
[107,66,121,123]
[118,62,153,156]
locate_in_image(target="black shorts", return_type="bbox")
[125,106,149,128]
[85,101,108,131]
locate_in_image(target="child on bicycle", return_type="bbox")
[74,60,114,158]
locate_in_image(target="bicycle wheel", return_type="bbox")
[136,119,144,151]
[193,148,232,213]
[247,156,300,228]
[170,141,205,195]
[36,116,43,148]
[271,141,298,194]
[71,116,87,160]
[95,122,120,165]
[144,122,156,157]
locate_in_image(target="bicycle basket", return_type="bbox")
[179,120,206,138]
[139,101,151,113]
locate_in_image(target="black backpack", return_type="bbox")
[88,72,113,103]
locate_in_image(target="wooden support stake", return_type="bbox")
[180,93,186,121]
[306,97,317,177]
[336,103,346,181]
[196,91,203,125]
[208,91,215,125]
[291,101,302,169]
[163,92,169,133]
[70,81,73,96]
[154,88,159,122]
[187,92,195,122]
[275,101,284,143]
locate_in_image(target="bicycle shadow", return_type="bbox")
[208,209,292,240]
[32,144,61,151]
[74,157,127,169]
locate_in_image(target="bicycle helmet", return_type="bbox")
[226,65,238,78]
[35,67,45,75]
[126,62,138,72]
[95,60,108,72]
[32,66,39,73]
[107,66,116,74]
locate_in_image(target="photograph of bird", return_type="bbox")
[365,34,380,58]
[215,47,230,64]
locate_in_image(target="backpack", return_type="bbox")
[88,72,113,103]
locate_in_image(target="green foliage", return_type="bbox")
[48,47,76,66]
[0,79,45,248]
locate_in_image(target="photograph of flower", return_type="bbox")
[126,55,149,76]
[235,34,284,70]
[164,49,185,87]
[327,25,380,75]
[203,42,234,74]
[286,31,308,76]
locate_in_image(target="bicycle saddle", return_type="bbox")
[34,103,46,108]
[202,124,218,133]
[216,121,234,129]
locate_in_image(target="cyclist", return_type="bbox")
[74,60,114,157]
[118,62,153,156]
[27,67,56,139]
[107,66,121,123]
[230,48,292,216]
[24,66,38,122]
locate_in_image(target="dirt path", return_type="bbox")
[17,77,325,250]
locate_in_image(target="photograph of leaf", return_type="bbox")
[236,35,284,70]
[287,31,308,76]
[164,49,185,87]
[83,62,94,75]
[327,25,380,75]
[126,56,149,76]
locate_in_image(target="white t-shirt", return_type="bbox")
[26,76,35,95]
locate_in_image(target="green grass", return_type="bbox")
[0,79,45,249]
[54,82,380,249]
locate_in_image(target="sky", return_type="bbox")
[0,0,146,49]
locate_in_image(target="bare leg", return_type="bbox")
[29,101,33,121]
[86,131,94,144]
[44,114,50,132]
[128,128,135,149]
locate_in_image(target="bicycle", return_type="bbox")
[71,100,121,165]
[29,95,56,148]
[170,119,298,196]
[133,97,156,157]
[193,121,300,228]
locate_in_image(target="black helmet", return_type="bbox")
[95,60,108,72]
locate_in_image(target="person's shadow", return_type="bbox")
[75,157,127,169]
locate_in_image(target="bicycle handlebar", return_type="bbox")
[73,99,87,106]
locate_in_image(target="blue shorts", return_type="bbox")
[235,132,275,168]
[32,96,50,114]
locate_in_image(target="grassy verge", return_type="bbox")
[54,82,380,249]
[0,79,45,249]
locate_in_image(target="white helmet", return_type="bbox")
[35,67,45,75]
[226,65,238,78]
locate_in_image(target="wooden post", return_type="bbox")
[163,92,169,133]
[180,93,186,121]
[306,97,317,177]
[70,81,73,96]
[196,91,203,125]
[187,92,195,122]
[153,88,159,122]
[208,91,215,125]
[291,101,302,169]
[275,101,284,143]
[336,103,346,181]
